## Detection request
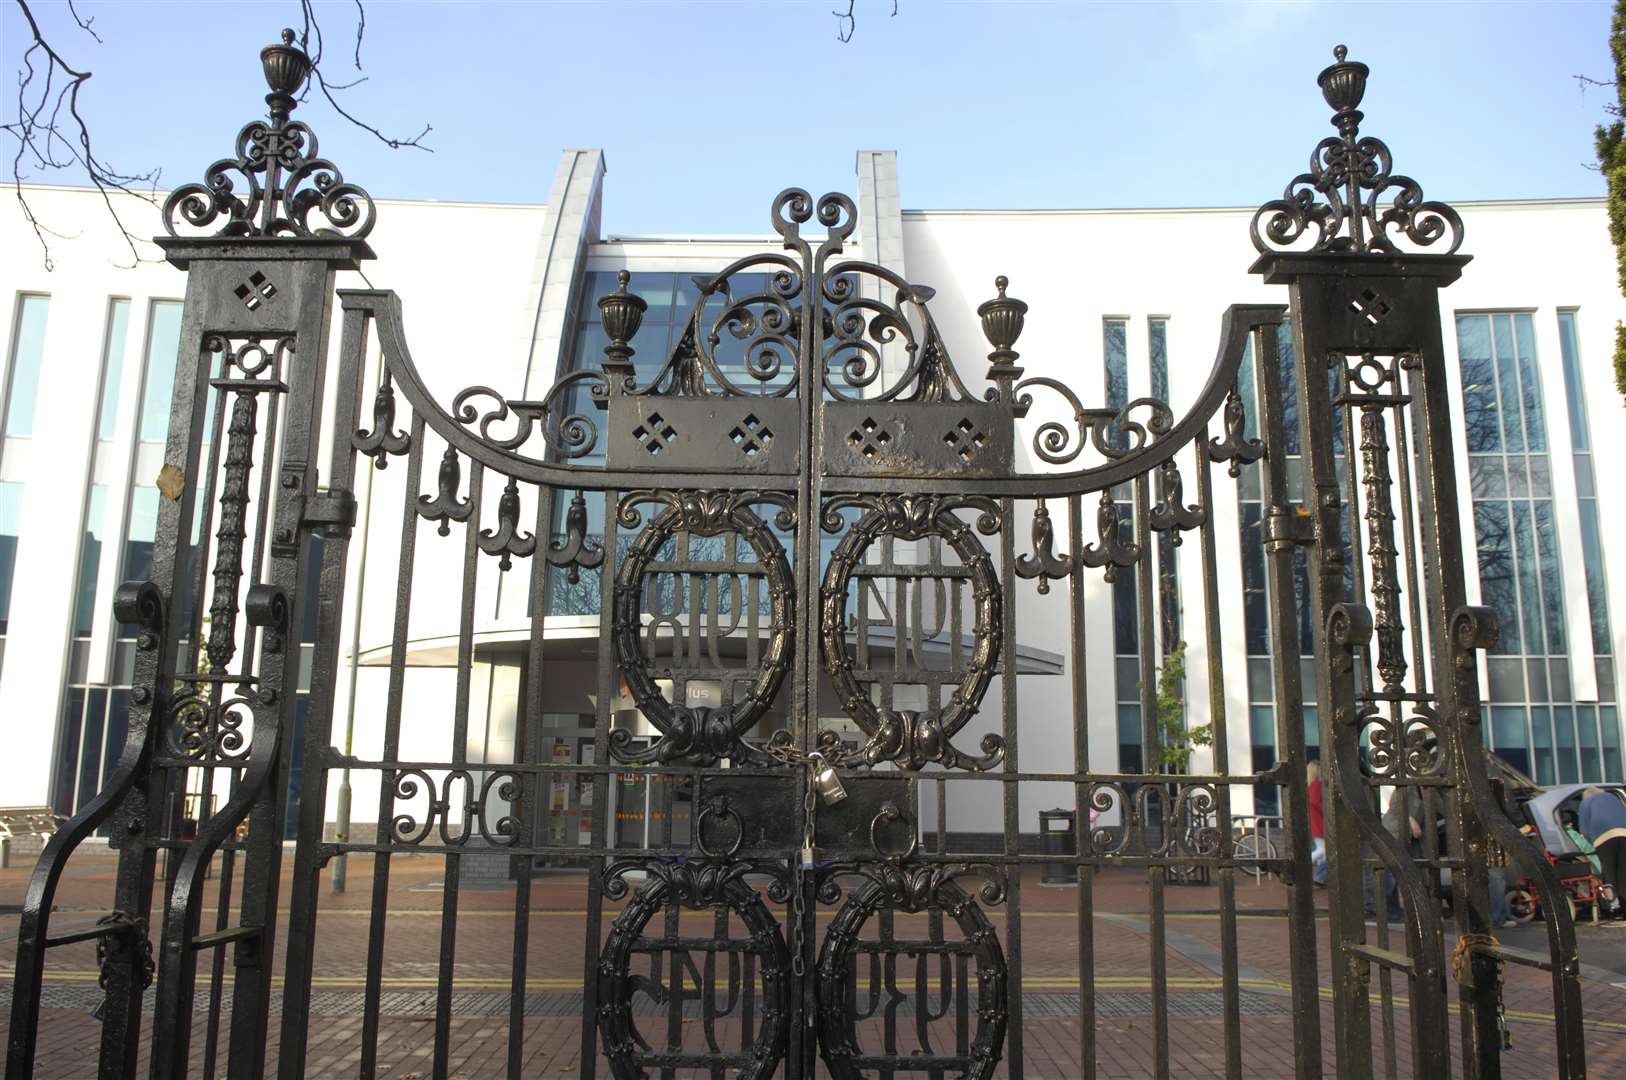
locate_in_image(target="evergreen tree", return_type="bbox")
[1594,0,1626,397]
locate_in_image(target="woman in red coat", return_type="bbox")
[1308,760,1327,886]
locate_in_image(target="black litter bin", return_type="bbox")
[1039,808,1076,885]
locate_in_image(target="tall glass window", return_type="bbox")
[3,295,49,438]
[1458,311,1615,781]
[1235,324,1329,813]
[0,481,21,641]
[52,300,181,813]
[1555,310,1621,779]
[1104,319,1141,771]
[0,295,50,658]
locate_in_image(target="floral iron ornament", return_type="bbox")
[163,30,375,240]
[1251,46,1462,256]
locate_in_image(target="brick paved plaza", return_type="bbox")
[3,847,1621,1078]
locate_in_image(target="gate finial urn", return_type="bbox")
[261,29,311,101]
[1318,44,1368,124]
[977,276,1027,366]
[598,270,647,381]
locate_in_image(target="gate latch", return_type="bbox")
[1263,504,1316,551]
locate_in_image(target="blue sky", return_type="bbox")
[0,1,1613,235]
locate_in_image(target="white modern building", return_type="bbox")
[1,150,1621,848]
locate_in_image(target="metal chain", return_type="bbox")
[790,773,814,980]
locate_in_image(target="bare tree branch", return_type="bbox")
[833,0,897,43]
[3,0,432,271]
[5,0,159,269]
[66,0,100,44]
[298,0,431,152]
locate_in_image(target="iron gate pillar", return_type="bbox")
[1250,45,1587,1080]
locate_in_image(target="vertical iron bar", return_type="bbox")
[509,483,555,1078]
[999,497,1023,1076]
[791,221,824,1080]
[1067,493,1096,1080]
[1254,323,1330,1080]
[1132,474,1168,1080]
[278,298,372,1078]
[1194,435,1244,1079]
[1373,863,1397,1080]
[202,846,236,1080]
[358,415,426,1080]
[578,486,619,1080]
[432,461,483,1079]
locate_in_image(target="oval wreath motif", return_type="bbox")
[610,492,794,765]
[598,862,793,1079]
[815,875,1008,1078]
[819,495,1004,769]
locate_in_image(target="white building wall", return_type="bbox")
[3,173,1623,843]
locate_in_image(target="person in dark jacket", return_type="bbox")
[1577,788,1626,903]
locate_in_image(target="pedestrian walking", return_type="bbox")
[1577,788,1626,909]
[1308,760,1327,886]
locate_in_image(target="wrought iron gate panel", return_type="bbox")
[5,33,1590,1080]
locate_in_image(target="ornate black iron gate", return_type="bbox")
[7,34,1590,1080]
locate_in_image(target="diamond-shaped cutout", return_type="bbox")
[943,417,988,462]
[847,417,893,460]
[728,412,775,457]
[234,269,278,312]
[632,410,677,455]
[1349,287,1392,326]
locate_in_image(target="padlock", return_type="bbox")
[810,752,847,806]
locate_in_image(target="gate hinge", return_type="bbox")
[302,488,357,537]
[1262,504,1315,551]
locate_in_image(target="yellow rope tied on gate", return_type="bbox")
[1450,932,1499,982]
[1451,932,1513,1051]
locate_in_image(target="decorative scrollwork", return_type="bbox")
[545,491,603,583]
[609,494,794,765]
[1363,705,1444,781]
[815,873,1007,1080]
[417,446,472,536]
[163,31,374,241]
[113,580,163,650]
[476,478,536,571]
[1208,384,1265,476]
[1088,398,1175,459]
[819,493,999,539]
[1013,376,1091,465]
[597,858,791,1080]
[1149,460,1204,539]
[1079,491,1140,583]
[819,495,1004,770]
[636,264,804,399]
[201,349,281,671]
[244,584,289,655]
[1086,783,1132,855]
[166,690,252,763]
[1450,605,1500,654]
[354,374,410,466]
[1250,46,1462,257]
[1359,402,1408,694]
[387,768,521,847]
[1015,499,1074,594]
